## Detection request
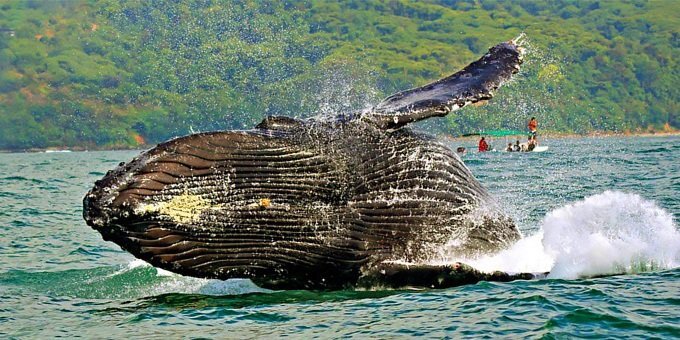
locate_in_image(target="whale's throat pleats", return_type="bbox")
[104,130,366,288]
[89,123,518,289]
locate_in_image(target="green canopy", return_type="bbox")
[461,129,525,137]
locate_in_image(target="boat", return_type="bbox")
[461,130,549,153]
[531,146,549,152]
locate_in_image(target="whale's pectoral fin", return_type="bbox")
[358,262,546,289]
[365,39,524,130]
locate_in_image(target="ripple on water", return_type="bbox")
[1,176,46,184]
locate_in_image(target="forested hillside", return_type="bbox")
[0,0,678,150]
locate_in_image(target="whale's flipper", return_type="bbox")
[365,40,524,130]
[358,262,546,289]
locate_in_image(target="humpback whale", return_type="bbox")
[83,38,536,290]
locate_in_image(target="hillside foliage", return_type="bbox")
[0,0,678,149]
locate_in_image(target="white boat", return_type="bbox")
[503,145,549,153]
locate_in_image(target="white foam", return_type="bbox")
[542,191,680,279]
[467,231,552,274]
[127,259,149,269]
[111,259,268,296]
[143,275,269,296]
[467,191,680,279]
[105,258,150,278]
[155,267,175,277]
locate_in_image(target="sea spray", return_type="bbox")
[466,232,552,274]
[467,191,680,279]
[542,190,680,279]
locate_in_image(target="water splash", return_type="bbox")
[543,191,680,278]
[468,191,680,279]
[306,60,380,119]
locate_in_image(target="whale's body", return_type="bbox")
[84,40,531,289]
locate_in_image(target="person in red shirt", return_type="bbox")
[478,136,489,152]
[528,117,538,137]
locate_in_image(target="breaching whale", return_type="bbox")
[83,38,537,290]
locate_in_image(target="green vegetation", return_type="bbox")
[0,0,678,150]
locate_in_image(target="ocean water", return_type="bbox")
[1,136,678,338]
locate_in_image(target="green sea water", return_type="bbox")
[1,136,679,338]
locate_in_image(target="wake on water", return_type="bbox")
[115,191,679,295]
[468,191,680,279]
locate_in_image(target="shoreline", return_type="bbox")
[0,145,146,154]
[438,130,680,142]
[1,131,679,154]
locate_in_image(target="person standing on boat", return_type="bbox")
[478,137,489,152]
[528,117,538,138]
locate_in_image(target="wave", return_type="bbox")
[468,191,680,279]
[0,176,46,184]
[0,260,268,300]
[107,259,270,297]
[635,147,672,154]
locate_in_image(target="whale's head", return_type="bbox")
[83,156,169,263]
[82,131,365,288]
[82,137,236,280]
